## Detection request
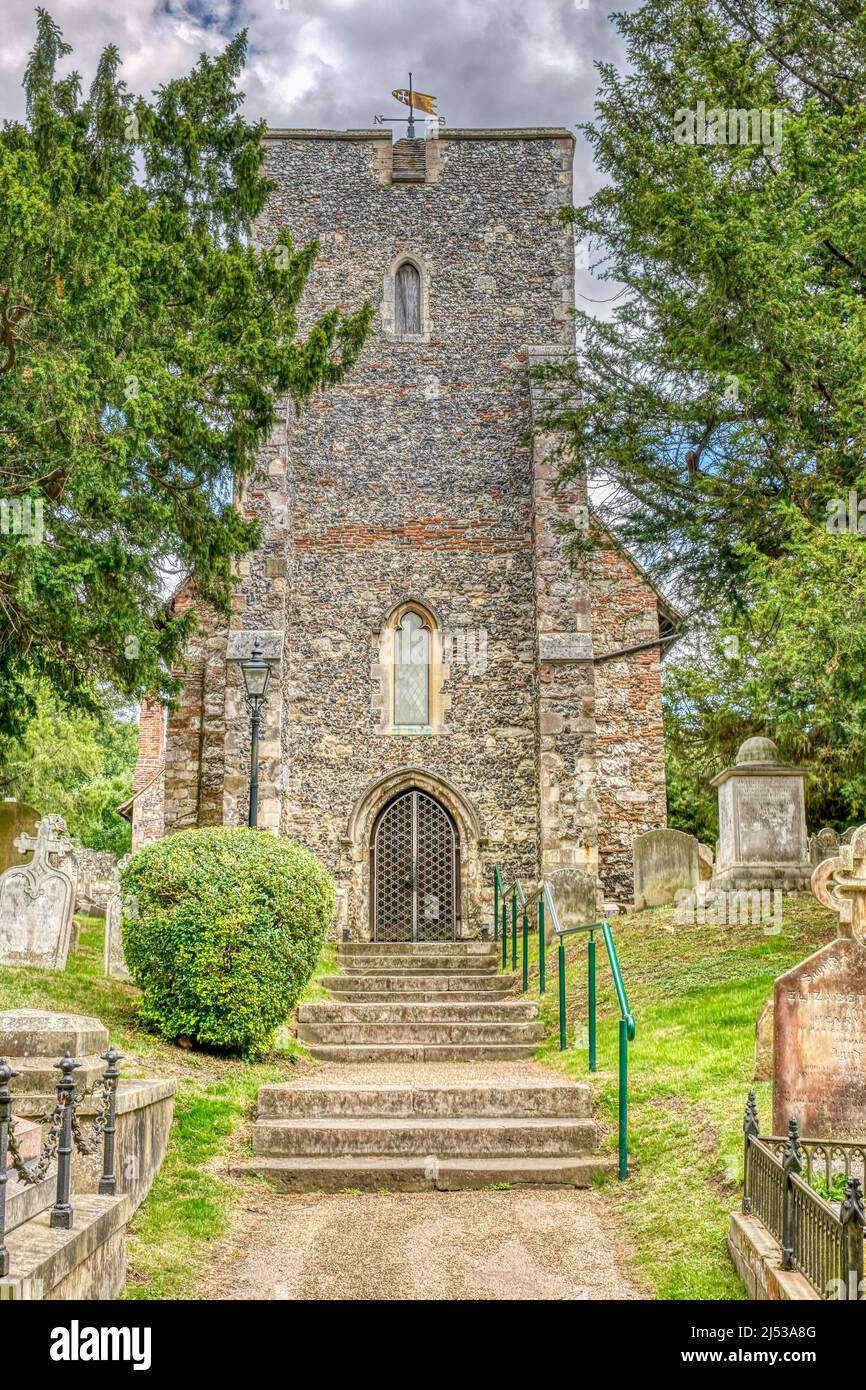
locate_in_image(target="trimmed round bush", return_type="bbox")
[120,827,333,1058]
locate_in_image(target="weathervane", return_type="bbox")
[374,73,444,140]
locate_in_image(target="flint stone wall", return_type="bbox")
[152,130,671,929]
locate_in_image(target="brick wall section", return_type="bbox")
[587,529,668,902]
[130,698,164,848]
[160,588,230,832]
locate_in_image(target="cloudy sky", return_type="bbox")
[0,0,632,206]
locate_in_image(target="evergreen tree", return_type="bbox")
[539,0,866,826]
[0,12,373,734]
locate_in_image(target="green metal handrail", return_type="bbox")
[491,866,634,1181]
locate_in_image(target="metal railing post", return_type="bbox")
[511,892,517,971]
[588,932,597,1073]
[98,1046,123,1196]
[780,1116,803,1271]
[841,1176,865,1301]
[538,896,546,994]
[521,909,528,992]
[50,1050,80,1230]
[558,938,567,1051]
[618,1017,628,1180]
[501,900,507,970]
[494,874,500,944]
[742,1091,759,1214]
[0,1058,19,1277]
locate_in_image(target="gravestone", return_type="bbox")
[773,824,866,1136]
[103,862,132,982]
[809,826,840,866]
[0,816,76,969]
[711,736,811,890]
[0,1009,108,1113]
[58,847,120,916]
[0,800,40,874]
[633,828,700,909]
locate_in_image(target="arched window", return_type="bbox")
[395,261,422,335]
[394,610,429,726]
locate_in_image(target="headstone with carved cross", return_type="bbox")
[0,815,76,969]
[772,824,866,1136]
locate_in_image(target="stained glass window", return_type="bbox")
[395,262,421,335]
[394,611,429,726]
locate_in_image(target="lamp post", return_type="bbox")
[240,638,272,828]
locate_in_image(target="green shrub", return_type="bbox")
[121,827,333,1058]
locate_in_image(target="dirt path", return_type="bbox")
[205,1185,644,1301]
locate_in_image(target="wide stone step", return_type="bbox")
[297,1001,538,1024]
[301,1043,540,1062]
[320,973,517,993]
[321,991,517,1003]
[297,1020,544,1046]
[338,941,499,956]
[252,1116,600,1158]
[231,1154,615,1191]
[335,955,499,972]
[257,1083,593,1120]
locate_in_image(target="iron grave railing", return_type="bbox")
[0,1045,123,1277]
[494,866,634,1180]
[742,1092,866,1300]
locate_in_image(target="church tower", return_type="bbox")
[134,126,675,937]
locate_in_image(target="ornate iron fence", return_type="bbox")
[742,1092,865,1300]
[0,1045,123,1278]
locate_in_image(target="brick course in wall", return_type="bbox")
[134,128,676,930]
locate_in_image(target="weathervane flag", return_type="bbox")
[392,88,438,116]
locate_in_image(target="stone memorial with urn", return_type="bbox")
[773,825,866,1137]
[711,736,811,891]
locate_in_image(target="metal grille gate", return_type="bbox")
[372,790,457,942]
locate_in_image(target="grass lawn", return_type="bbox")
[519,895,838,1299]
[0,915,336,1299]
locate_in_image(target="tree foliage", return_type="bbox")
[0,682,137,852]
[539,0,866,828]
[0,11,373,735]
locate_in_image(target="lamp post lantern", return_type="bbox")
[240,638,272,828]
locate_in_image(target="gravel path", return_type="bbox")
[206,1187,642,1301]
[204,1056,644,1301]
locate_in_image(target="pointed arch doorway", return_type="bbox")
[370,789,460,942]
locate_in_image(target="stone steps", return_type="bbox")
[302,945,541,1061]
[319,990,516,1003]
[232,1154,613,1192]
[336,941,499,955]
[297,1001,538,1024]
[256,1083,592,1119]
[298,1020,545,1048]
[239,946,614,1188]
[251,1116,600,1158]
[235,1080,613,1190]
[320,973,517,993]
[298,1043,540,1062]
[333,961,499,976]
